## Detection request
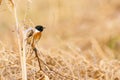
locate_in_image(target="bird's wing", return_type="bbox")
[27,29,34,37]
[24,28,34,44]
[24,27,34,38]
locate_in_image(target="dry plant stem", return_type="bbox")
[40,60,75,80]
[34,49,77,80]
[22,34,27,80]
[13,1,27,80]
[23,0,30,21]
[0,0,2,5]
[33,48,42,70]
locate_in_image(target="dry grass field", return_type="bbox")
[0,0,120,80]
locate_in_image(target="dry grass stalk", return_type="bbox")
[33,48,42,70]
[22,31,27,80]
[34,50,77,80]
[9,0,27,80]
[0,0,2,5]
[90,38,106,59]
[9,0,14,7]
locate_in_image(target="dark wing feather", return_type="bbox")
[25,28,34,44]
[26,29,34,37]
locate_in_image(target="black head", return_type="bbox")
[35,25,45,32]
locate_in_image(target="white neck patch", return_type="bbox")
[35,29,40,32]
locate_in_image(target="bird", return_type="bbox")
[25,25,45,50]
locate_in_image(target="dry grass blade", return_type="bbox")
[8,0,14,7]
[0,0,2,5]
[34,48,42,70]
[11,0,27,80]
[90,38,106,59]
[35,51,77,80]
[5,0,14,12]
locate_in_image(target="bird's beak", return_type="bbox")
[43,27,46,29]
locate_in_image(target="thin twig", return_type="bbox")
[0,0,2,5]
[33,48,78,80]
[33,48,42,70]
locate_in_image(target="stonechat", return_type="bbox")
[25,25,45,49]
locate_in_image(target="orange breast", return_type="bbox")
[31,32,41,49]
[33,32,41,42]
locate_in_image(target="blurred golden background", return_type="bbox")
[1,0,120,79]
[0,0,120,59]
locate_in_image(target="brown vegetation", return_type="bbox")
[0,0,120,80]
